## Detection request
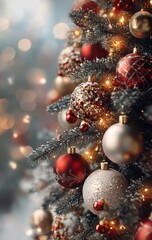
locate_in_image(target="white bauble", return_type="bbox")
[102,121,143,165]
[82,166,128,215]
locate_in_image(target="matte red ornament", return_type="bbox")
[54,147,89,189]
[113,53,152,90]
[134,215,152,240]
[93,199,105,211]
[66,109,77,124]
[81,43,108,61]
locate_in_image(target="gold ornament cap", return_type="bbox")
[88,74,97,82]
[119,115,128,124]
[68,146,76,154]
[101,162,109,170]
[133,46,140,54]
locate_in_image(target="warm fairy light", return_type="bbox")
[85,151,89,155]
[144,188,149,192]
[40,77,46,84]
[74,29,81,37]
[36,228,42,233]
[18,38,32,52]
[0,18,10,31]
[110,12,114,17]
[19,146,33,157]
[9,161,17,170]
[150,0,152,5]
[90,156,93,160]
[26,229,33,236]
[22,114,31,124]
[120,225,126,230]
[13,132,18,138]
[119,16,125,25]
[99,118,104,124]
[95,146,99,151]
[106,80,110,85]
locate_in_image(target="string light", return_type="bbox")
[25,229,33,236]
[9,161,17,170]
[13,132,18,138]
[22,114,31,124]
[119,16,125,25]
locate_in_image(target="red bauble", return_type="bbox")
[79,121,89,132]
[81,1,100,13]
[81,43,108,61]
[93,199,105,211]
[113,53,152,90]
[54,147,89,189]
[112,0,134,13]
[73,1,100,13]
[66,109,77,124]
[134,216,152,240]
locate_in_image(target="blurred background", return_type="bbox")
[0,0,73,239]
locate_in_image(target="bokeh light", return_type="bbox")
[53,23,70,39]
[18,39,32,52]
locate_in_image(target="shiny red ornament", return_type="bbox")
[134,216,152,240]
[54,147,89,189]
[81,1,100,13]
[73,1,100,13]
[113,53,152,90]
[79,121,89,132]
[66,109,77,124]
[81,43,108,61]
[93,199,105,211]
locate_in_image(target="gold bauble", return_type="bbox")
[54,76,78,97]
[31,209,53,235]
[129,11,152,38]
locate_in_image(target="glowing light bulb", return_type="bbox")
[9,161,17,170]
[119,16,125,25]
[13,132,18,138]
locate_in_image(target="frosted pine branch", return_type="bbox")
[46,94,71,113]
[71,58,117,81]
[56,188,83,215]
[27,127,101,166]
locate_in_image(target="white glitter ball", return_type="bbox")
[82,168,128,215]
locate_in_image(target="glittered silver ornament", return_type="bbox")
[31,209,53,235]
[82,162,128,215]
[58,45,82,76]
[70,79,110,122]
[58,109,81,129]
[102,115,143,165]
[129,10,152,38]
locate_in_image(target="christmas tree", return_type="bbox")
[28,0,152,239]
